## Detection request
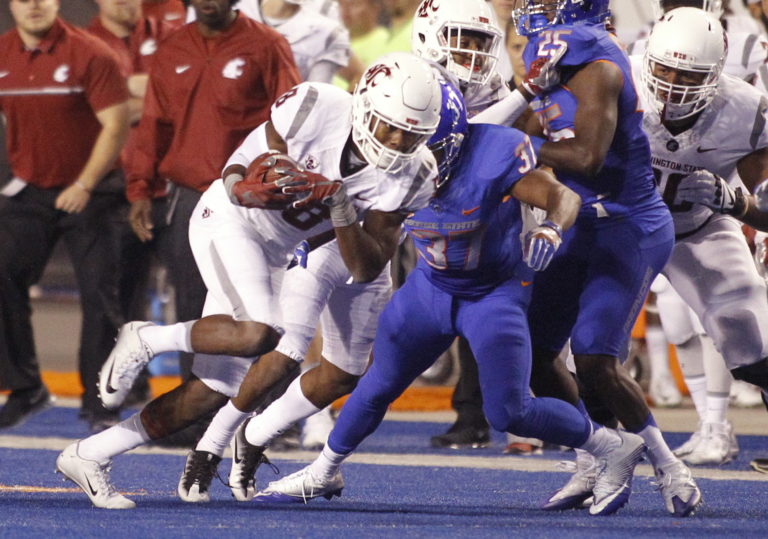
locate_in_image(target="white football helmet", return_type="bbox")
[351,52,441,174]
[650,0,723,20]
[411,0,502,87]
[641,7,726,122]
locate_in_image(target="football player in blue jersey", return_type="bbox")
[509,0,701,517]
[253,78,649,517]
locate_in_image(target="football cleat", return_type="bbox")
[683,421,739,466]
[652,459,702,517]
[254,465,344,504]
[673,422,703,458]
[430,425,490,449]
[301,406,335,451]
[55,442,135,509]
[730,380,763,408]
[229,421,275,502]
[542,449,597,510]
[99,321,155,410]
[178,450,222,503]
[589,431,646,516]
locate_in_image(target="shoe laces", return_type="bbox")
[116,343,152,381]
[232,448,279,489]
[95,461,120,498]
[651,462,693,493]
[183,452,221,491]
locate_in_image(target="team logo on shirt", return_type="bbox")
[53,64,70,83]
[304,155,319,170]
[0,71,9,78]
[222,58,245,80]
[139,38,157,57]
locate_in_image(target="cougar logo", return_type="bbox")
[202,207,213,219]
[139,38,157,56]
[417,0,439,17]
[304,155,319,170]
[222,58,245,80]
[364,64,392,88]
[53,64,70,83]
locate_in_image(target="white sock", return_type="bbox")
[683,374,707,420]
[140,321,195,354]
[702,336,732,395]
[704,394,730,425]
[308,444,347,479]
[78,413,150,464]
[579,425,620,457]
[245,374,320,447]
[637,423,678,470]
[646,325,670,381]
[195,400,250,457]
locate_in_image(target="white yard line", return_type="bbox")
[3,434,767,483]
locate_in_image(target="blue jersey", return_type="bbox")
[404,124,536,297]
[524,24,669,233]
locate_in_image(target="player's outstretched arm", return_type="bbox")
[534,61,622,177]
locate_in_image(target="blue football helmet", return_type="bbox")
[513,0,611,36]
[428,78,468,187]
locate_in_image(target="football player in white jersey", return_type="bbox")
[626,0,768,465]
[54,52,441,509]
[235,0,350,83]
[630,7,768,457]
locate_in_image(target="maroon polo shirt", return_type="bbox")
[125,13,300,201]
[0,18,129,189]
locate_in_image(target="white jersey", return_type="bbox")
[237,0,350,81]
[223,82,437,266]
[631,56,768,236]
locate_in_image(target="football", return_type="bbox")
[232,151,304,209]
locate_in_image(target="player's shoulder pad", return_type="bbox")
[270,82,351,142]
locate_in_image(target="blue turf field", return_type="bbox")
[1,405,767,538]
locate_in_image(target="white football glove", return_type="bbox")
[523,220,563,272]
[676,170,747,217]
[754,178,768,212]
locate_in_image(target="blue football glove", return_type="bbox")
[523,220,562,272]
[291,240,310,269]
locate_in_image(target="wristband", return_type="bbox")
[224,173,244,203]
[541,219,563,238]
[329,190,358,227]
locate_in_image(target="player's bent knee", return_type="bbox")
[236,322,282,357]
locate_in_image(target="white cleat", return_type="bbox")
[649,373,682,408]
[589,431,646,516]
[301,406,335,451]
[542,449,597,511]
[55,442,135,509]
[730,380,763,408]
[653,459,702,517]
[673,422,703,458]
[99,322,155,410]
[683,421,739,466]
[254,465,344,504]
